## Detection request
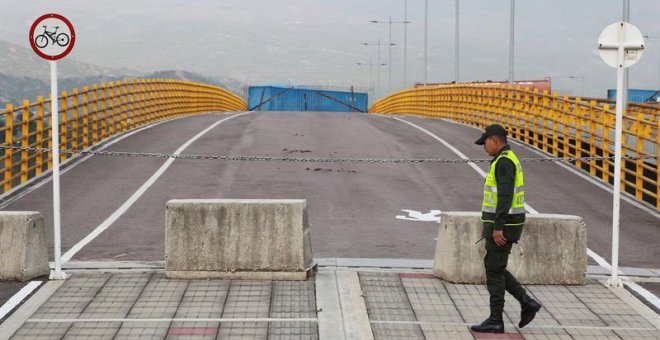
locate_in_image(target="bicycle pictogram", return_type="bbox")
[34,25,70,48]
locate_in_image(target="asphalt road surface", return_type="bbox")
[2,111,658,269]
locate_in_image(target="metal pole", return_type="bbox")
[377,38,382,98]
[455,0,459,82]
[608,22,626,288]
[424,0,428,85]
[389,16,393,94]
[49,61,66,280]
[509,0,515,84]
[404,0,408,88]
[608,0,630,288]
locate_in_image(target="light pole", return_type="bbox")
[371,17,409,93]
[364,40,396,98]
[404,0,409,88]
[568,75,585,97]
[357,62,385,96]
[455,0,459,83]
[509,0,515,84]
[424,0,428,85]
[643,35,660,91]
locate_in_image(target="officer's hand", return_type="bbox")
[493,230,507,247]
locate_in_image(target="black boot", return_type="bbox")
[519,294,541,328]
[470,314,504,333]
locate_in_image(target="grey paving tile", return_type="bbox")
[125,274,188,319]
[113,322,171,339]
[419,324,473,340]
[613,329,660,339]
[359,272,417,322]
[371,323,425,339]
[269,281,316,319]
[62,321,121,339]
[217,321,268,339]
[564,327,623,339]
[267,321,318,339]
[222,281,271,319]
[31,274,111,319]
[10,322,72,339]
[401,278,464,323]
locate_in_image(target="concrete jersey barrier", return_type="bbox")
[433,212,587,285]
[0,212,49,281]
[165,199,314,280]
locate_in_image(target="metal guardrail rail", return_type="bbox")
[0,78,247,194]
[369,85,660,209]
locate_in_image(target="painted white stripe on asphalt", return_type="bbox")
[27,317,317,323]
[62,112,251,262]
[391,116,538,214]
[390,115,659,310]
[0,116,190,209]
[0,281,42,321]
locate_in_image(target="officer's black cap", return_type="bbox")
[475,124,508,145]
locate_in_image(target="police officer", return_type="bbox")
[471,124,541,333]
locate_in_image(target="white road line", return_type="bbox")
[27,317,317,323]
[390,115,660,309]
[390,116,538,214]
[62,111,251,262]
[0,115,194,209]
[0,281,42,321]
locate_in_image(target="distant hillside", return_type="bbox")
[0,39,245,107]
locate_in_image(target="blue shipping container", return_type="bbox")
[248,86,368,112]
[607,89,660,103]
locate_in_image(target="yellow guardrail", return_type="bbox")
[0,78,247,194]
[369,85,660,209]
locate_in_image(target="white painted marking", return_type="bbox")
[27,317,317,323]
[0,281,41,321]
[391,116,537,214]
[396,209,442,222]
[0,116,186,209]
[370,320,656,331]
[390,115,659,308]
[624,281,660,312]
[314,271,346,340]
[62,111,251,262]
[336,271,374,340]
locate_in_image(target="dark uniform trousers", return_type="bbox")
[484,236,526,315]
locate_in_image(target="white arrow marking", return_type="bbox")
[396,209,442,222]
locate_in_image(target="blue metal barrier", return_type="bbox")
[248,86,368,112]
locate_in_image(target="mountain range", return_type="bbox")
[0,39,245,107]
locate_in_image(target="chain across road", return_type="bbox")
[1,145,657,164]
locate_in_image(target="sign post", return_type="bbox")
[597,22,644,288]
[29,13,76,280]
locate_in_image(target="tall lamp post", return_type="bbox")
[509,0,515,84]
[455,0,460,82]
[424,0,428,85]
[643,35,660,91]
[568,75,585,97]
[364,40,396,98]
[371,17,409,93]
[357,61,386,96]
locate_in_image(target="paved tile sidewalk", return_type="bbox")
[0,269,658,339]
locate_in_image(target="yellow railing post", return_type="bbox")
[82,86,90,150]
[71,88,79,153]
[100,83,108,140]
[36,96,44,176]
[60,91,68,162]
[4,104,14,192]
[21,100,30,184]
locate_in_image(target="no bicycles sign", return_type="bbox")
[29,13,75,60]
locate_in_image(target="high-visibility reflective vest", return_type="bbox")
[481,149,525,226]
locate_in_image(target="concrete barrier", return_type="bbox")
[433,212,587,285]
[0,212,49,281]
[165,199,314,280]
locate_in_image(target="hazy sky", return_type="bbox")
[1,0,659,99]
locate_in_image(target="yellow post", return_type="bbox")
[91,84,99,145]
[635,112,645,200]
[108,81,116,136]
[36,97,44,176]
[4,103,14,192]
[100,83,108,140]
[82,86,90,150]
[60,91,68,162]
[71,88,79,153]
[588,100,597,176]
[602,104,612,183]
[128,80,135,130]
[21,100,30,184]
